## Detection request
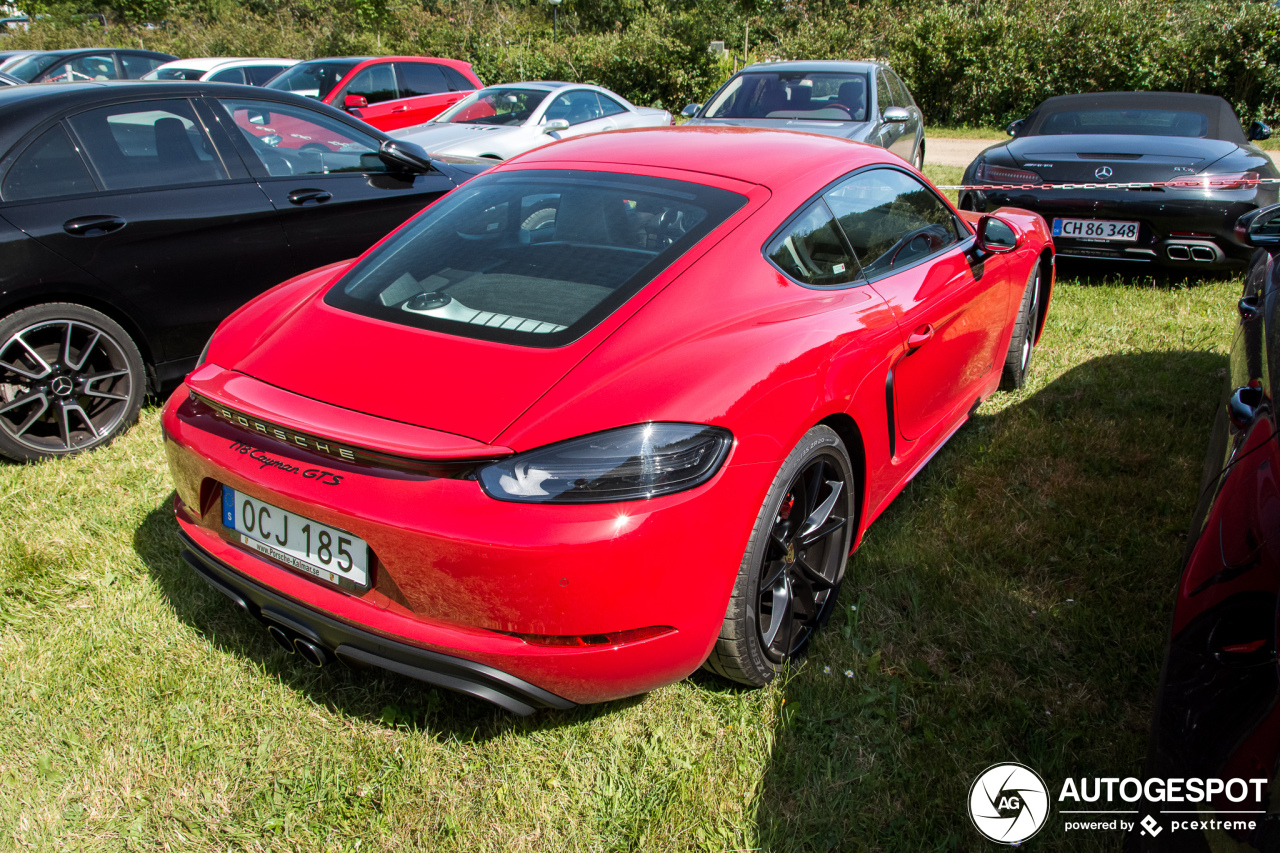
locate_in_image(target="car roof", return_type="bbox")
[481,81,576,91]
[151,57,297,72]
[1026,91,1246,144]
[737,59,883,74]
[294,56,377,65]
[16,48,173,59]
[0,80,385,156]
[508,125,897,189]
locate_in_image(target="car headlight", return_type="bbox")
[478,423,733,504]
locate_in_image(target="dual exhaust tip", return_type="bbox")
[266,623,331,667]
[1166,243,1220,263]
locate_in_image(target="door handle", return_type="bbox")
[1239,295,1262,320]
[63,215,125,236]
[906,324,933,353]
[390,105,408,113]
[287,189,333,206]
[1229,386,1264,429]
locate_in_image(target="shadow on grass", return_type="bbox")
[132,503,642,740]
[1056,257,1246,289]
[754,348,1228,851]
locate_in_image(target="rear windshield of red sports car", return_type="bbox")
[325,170,746,347]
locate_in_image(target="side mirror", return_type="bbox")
[377,138,434,174]
[976,215,1020,253]
[681,103,701,119]
[1248,120,1272,142]
[343,93,368,110]
[542,118,570,134]
[882,106,910,123]
[1006,118,1025,137]
[1235,203,1280,247]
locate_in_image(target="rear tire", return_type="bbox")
[703,425,856,686]
[1000,263,1042,390]
[0,303,144,462]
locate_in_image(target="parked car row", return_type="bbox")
[3,43,1280,743]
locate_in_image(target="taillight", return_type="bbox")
[1167,172,1261,190]
[975,163,1044,185]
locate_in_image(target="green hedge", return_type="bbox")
[6,0,1279,126]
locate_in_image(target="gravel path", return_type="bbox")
[925,137,1001,168]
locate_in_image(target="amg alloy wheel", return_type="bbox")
[0,303,144,462]
[704,425,855,686]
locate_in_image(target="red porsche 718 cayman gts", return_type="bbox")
[163,127,1054,714]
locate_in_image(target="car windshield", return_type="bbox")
[1033,108,1211,138]
[5,52,77,82]
[704,71,869,122]
[326,170,746,347]
[153,67,206,80]
[435,87,550,126]
[265,59,360,99]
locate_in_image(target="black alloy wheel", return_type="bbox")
[704,425,856,686]
[0,303,144,462]
[757,455,849,661]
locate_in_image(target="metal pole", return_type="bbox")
[554,7,558,43]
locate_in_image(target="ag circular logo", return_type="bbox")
[968,763,1050,844]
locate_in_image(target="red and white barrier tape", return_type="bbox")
[934,177,1280,191]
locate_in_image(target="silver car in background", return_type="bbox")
[683,60,926,168]
[390,81,672,161]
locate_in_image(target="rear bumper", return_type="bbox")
[179,528,576,716]
[961,186,1275,268]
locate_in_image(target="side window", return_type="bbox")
[246,65,287,86]
[596,93,628,118]
[765,200,860,287]
[544,90,604,126]
[208,67,247,85]
[2,125,97,202]
[120,53,165,79]
[67,100,228,190]
[396,62,449,97]
[42,53,116,83]
[824,168,963,279]
[887,70,913,109]
[217,98,390,178]
[441,66,475,92]
[343,64,398,105]
[875,72,893,115]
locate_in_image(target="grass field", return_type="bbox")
[0,176,1243,850]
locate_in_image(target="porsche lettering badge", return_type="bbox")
[208,401,357,462]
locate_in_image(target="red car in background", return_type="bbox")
[264,56,481,132]
[163,127,1054,714]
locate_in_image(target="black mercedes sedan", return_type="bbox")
[1129,205,1280,850]
[0,81,485,462]
[959,92,1276,270]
